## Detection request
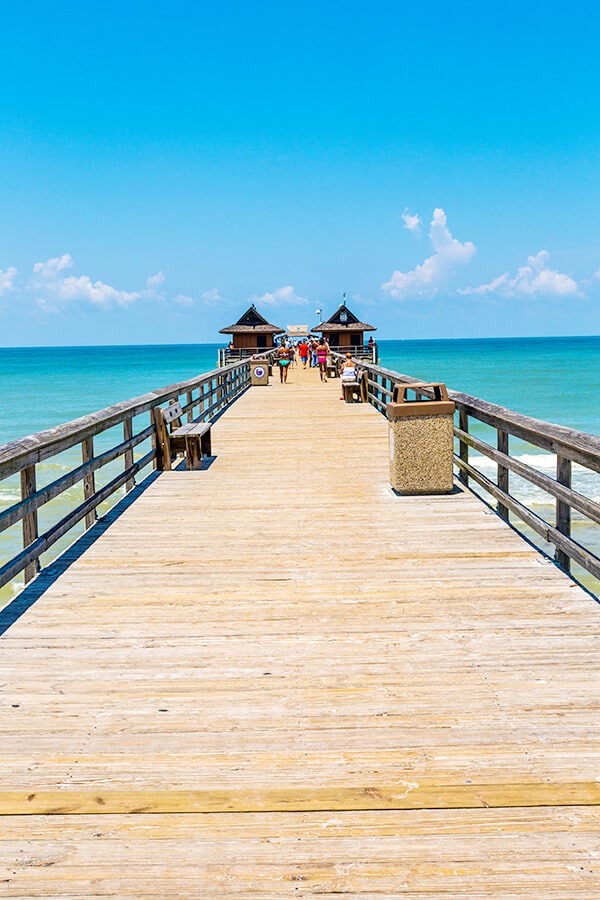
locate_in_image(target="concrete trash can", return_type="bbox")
[250,359,269,386]
[387,382,455,494]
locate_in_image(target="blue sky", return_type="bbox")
[1,0,599,345]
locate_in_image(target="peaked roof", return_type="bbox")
[219,305,285,335]
[313,303,376,333]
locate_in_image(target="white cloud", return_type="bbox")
[461,250,580,298]
[382,208,476,300]
[201,288,223,304]
[32,253,73,278]
[146,271,165,288]
[53,275,142,307]
[1,254,203,313]
[402,210,421,233]
[29,255,170,310]
[0,266,17,295]
[250,285,309,307]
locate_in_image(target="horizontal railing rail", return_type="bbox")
[0,360,251,593]
[217,347,276,367]
[339,355,600,586]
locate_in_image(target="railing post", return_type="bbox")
[20,464,40,584]
[150,408,158,469]
[497,429,509,521]
[556,455,572,573]
[186,390,193,423]
[82,436,97,529]
[458,409,469,487]
[123,416,135,492]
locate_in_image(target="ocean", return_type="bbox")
[1,336,600,601]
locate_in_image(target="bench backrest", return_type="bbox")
[162,401,184,425]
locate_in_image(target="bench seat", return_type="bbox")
[153,402,212,471]
[170,422,212,469]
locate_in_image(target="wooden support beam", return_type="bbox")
[556,455,572,572]
[497,429,509,520]
[458,409,469,487]
[81,436,97,529]
[20,464,39,584]
[123,416,135,492]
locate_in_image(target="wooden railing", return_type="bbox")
[339,356,600,585]
[0,360,251,593]
[219,343,379,368]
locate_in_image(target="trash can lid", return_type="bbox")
[387,382,455,418]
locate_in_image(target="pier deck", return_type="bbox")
[2,364,600,896]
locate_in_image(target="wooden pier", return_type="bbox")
[1,363,600,896]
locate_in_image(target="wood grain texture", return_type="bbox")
[1,364,600,895]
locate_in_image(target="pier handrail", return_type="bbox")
[336,354,600,586]
[0,359,252,592]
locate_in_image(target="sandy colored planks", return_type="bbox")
[1,364,600,895]
[2,809,600,897]
[2,782,600,815]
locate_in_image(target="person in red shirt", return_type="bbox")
[298,340,309,369]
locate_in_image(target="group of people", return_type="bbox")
[275,337,359,392]
[275,337,332,382]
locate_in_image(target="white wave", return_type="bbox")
[0,487,20,500]
[469,452,586,473]
[462,453,600,509]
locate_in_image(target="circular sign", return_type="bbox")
[254,366,266,378]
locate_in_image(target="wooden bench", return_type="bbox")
[341,370,368,403]
[153,401,212,471]
[341,379,361,402]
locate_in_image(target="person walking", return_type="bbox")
[298,340,309,368]
[316,337,330,382]
[276,343,291,382]
[310,339,318,368]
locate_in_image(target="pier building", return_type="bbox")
[313,301,378,361]
[218,304,284,365]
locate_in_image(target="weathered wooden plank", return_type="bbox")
[1,809,600,897]
[1,782,600,815]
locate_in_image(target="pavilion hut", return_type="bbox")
[219,305,285,364]
[313,302,377,360]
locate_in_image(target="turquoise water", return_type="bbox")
[1,336,598,446]
[0,344,221,445]
[379,336,600,435]
[1,336,600,601]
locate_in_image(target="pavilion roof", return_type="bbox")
[219,305,285,335]
[312,303,376,333]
